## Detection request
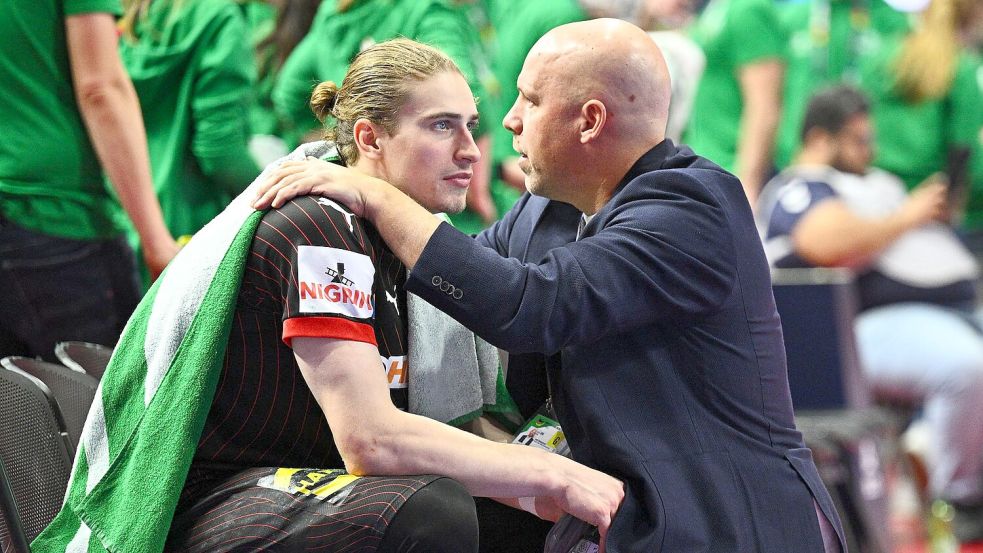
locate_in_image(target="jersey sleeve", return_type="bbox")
[253,196,378,348]
[765,178,838,240]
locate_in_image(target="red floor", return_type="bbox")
[896,545,983,553]
[881,458,983,553]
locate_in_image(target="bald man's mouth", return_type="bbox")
[517,153,530,172]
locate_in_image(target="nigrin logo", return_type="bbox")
[297,245,374,318]
[299,281,373,313]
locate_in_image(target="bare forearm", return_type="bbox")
[77,80,170,243]
[295,337,622,530]
[794,207,914,267]
[467,135,497,224]
[735,107,779,203]
[67,14,176,273]
[736,60,783,204]
[345,409,566,499]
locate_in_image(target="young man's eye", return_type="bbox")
[433,120,451,131]
[467,121,479,135]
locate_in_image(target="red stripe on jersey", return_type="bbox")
[312,201,353,251]
[276,208,313,246]
[282,317,378,347]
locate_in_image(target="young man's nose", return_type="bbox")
[457,132,481,163]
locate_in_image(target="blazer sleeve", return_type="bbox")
[406,170,738,354]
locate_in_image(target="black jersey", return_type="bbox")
[192,195,409,471]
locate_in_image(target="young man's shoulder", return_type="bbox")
[258,195,373,254]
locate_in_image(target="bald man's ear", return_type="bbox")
[354,118,384,160]
[579,99,607,144]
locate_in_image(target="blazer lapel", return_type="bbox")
[516,194,551,261]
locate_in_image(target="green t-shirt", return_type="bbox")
[775,0,909,168]
[242,0,279,136]
[273,0,488,149]
[120,0,260,246]
[683,0,786,173]
[950,54,983,229]
[861,41,983,190]
[0,0,127,240]
[487,0,585,170]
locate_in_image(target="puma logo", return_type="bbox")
[316,198,354,233]
[385,289,399,316]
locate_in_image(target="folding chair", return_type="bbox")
[1,357,97,453]
[1,457,31,553]
[0,365,73,544]
[54,341,112,381]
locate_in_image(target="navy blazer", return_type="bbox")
[407,140,848,552]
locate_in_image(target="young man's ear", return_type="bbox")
[353,118,385,160]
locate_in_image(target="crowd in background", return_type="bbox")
[7,0,982,274]
[105,0,983,249]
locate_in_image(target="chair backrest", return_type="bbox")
[771,267,871,411]
[0,457,31,553]
[773,269,893,552]
[55,341,112,381]
[0,366,73,543]
[1,357,97,453]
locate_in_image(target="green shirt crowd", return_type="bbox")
[2,0,982,279]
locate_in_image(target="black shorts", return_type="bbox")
[166,467,477,552]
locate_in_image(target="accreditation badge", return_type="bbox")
[512,402,570,457]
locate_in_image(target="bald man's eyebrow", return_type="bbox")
[517,85,539,103]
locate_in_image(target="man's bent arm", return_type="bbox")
[291,337,623,531]
[254,162,736,353]
[792,180,948,267]
[363,176,737,354]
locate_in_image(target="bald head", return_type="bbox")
[504,19,673,212]
[529,18,671,142]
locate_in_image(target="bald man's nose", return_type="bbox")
[503,98,522,135]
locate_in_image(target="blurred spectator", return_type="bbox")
[684,0,786,204]
[273,0,497,232]
[248,0,322,166]
[873,0,982,192]
[446,0,502,233]
[775,0,907,171]
[758,85,983,544]
[777,0,982,229]
[639,0,704,142]
[120,0,261,283]
[0,0,177,358]
[943,0,983,245]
